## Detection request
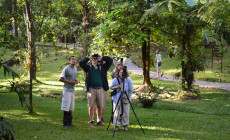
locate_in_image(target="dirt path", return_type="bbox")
[122,58,230,92]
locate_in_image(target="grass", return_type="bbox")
[0,46,230,139]
[1,81,230,140]
[129,47,230,83]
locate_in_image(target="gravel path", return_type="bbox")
[122,57,230,92]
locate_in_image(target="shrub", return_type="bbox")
[135,85,169,108]
[177,88,201,100]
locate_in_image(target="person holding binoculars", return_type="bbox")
[79,54,113,127]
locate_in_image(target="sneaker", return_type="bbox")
[88,120,94,127]
[114,126,119,131]
[63,125,71,128]
[69,124,76,128]
[101,119,105,124]
[123,125,128,131]
[97,121,103,126]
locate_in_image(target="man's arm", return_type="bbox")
[102,56,113,71]
[59,77,78,85]
[79,57,90,72]
[111,68,117,79]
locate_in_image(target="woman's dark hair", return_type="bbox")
[117,69,128,78]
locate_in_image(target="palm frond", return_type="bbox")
[141,2,162,20]
[0,59,19,80]
[168,1,173,12]
[0,117,15,140]
[141,0,185,20]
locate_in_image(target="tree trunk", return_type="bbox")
[25,0,36,81]
[82,0,89,55]
[182,23,194,91]
[182,34,186,90]
[141,39,152,87]
[65,32,67,49]
[12,0,18,38]
[25,0,36,113]
[142,41,146,85]
[141,0,152,88]
[145,39,152,86]
[185,24,193,91]
[144,0,153,88]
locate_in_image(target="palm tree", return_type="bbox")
[142,0,206,92]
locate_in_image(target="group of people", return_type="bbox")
[58,49,163,131]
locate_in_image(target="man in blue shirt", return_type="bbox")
[155,49,163,77]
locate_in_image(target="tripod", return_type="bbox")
[106,77,145,138]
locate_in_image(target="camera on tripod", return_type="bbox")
[119,57,127,80]
[122,66,127,80]
[120,58,123,63]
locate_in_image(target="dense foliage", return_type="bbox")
[141,0,230,91]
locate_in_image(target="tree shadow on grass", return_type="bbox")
[34,79,62,87]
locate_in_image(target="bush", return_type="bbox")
[176,88,201,100]
[135,85,169,108]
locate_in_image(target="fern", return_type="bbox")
[0,117,15,140]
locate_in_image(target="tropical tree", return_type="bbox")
[42,0,82,47]
[91,0,156,88]
[23,0,56,112]
[198,0,230,49]
[142,0,206,92]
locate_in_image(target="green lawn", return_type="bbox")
[1,79,230,140]
[0,46,230,139]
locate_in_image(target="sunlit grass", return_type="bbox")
[163,69,181,75]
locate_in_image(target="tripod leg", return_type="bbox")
[124,92,145,135]
[106,95,122,131]
[106,100,114,131]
